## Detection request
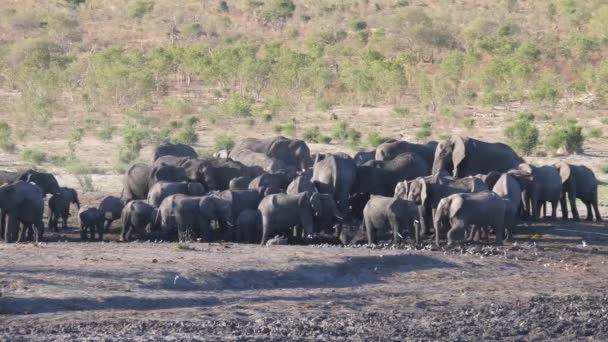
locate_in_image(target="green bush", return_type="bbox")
[333,121,361,148]
[119,125,149,163]
[504,112,539,155]
[161,96,194,116]
[367,132,392,148]
[96,126,115,141]
[588,128,602,139]
[350,19,367,31]
[128,1,155,19]
[262,114,273,122]
[546,119,584,154]
[599,164,608,174]
[393,107,409,117]
[222,94,252,116]
[263,0,296,23]
[65,158,103,175]
[214,134,235,151]
[0,121,16,153]
[21,149,48,164]
[415,122,433,141]
[303,127,331,144]
[64,0,85,9]
[173,125,198,145]
[283,119,297,137]
[218,1,229,13]
[463,118,475,129]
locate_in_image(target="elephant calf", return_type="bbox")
[78,207,105,241]
[434,191,506,246]
[363,195,419,245]
[48,187,80,231]
[98,196,124,232]
[235,209,262,244]
[121,200,156,241]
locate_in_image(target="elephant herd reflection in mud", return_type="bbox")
[0,135,601,246]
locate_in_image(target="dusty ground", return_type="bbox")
[1,209,608,340]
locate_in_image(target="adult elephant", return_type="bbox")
[516,164,562,220]
[434,191,506,246]
[147,181,206,207]
[432,136,522,178]
[0,181,45,243]
[375,140,437,165]
[248,172,291,191]
[48,187,80,231]
[152,142,197,162]
[16,169,61,196]
[554,162,601,221]
[492,172,532,239]
[231,136,312,171]
[229,148,295,175]
[311,154,357,219]
[213,188,278,227]
[98,196,124,232]
[122,163,188,201]
[352,153,431,197]
[259,192,334,245]
[185,158,258,191]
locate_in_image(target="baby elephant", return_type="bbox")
[434,191,506,246]
[121,200,156,241]
[48,187,80,231]
[363,195,419,245]
[78,207,104,241]
[235,209,262,244]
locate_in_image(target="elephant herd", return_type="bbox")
[0,135,602,247]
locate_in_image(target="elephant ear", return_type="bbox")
[483,171,502,190]
[394,181,409,199]
[449,195,464,219]
[518,163,533,175]
[555,161,571,184]
[451,136,466,176]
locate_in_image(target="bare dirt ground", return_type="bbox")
[1,203,608,340]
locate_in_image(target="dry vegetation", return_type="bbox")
[0,0,606,194]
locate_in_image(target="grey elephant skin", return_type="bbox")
[230,136,312,171]
[0,181,45,243]
[555,161,601,221]
[147,181,206,207]
[353,152,430,197]
[432,136,522,178]
[16,169,61,196]
[48,187,80,231]
[311,154,357,218]
[152,142,197,162]
[375,140,437,165]
[258,192,324,245]
[121,200,156,241]
[363,195,419,245]
[235,209,262,243]
[401,176,487,239]
[353,150,375,166]
[98,196,124,231]
[516,164,562,220]
[287,169,315,194]
[248,172,291,191]
[434,191,506,245]
[157,195,233,242]
[122,163,188,201]
[229,176,252,190]
[492,173,531,239]
[230,148,294,175]
[78,207,105,241]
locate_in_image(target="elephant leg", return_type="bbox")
[550,201,557,220]
[560,191,568,220]
[364,218,375,245]
[97,223,104,241]
[26,224,34,241]
[541,201,547,219]
[568,191,579,221]
[494,222,505,245]
[585,202,593,221]
[418,206,429,238]
[5,215,19,243]
[200,221,213,242]
[47,213,54,232]
[62,210,69,229]
[388,214,401,245]
[80,224,87,241]
[592,191,602,221]
[447,221,466,245]
[260,222,270,246]
[104,220,113,232]
[33,221,42,243]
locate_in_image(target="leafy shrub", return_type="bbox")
[68,128,84,155]
[588,128,602,139]
[21,149,47,164]
[303,127,331,144]
[64,0,85,9]
[263,0,296,23]
[367,132,392,148]
[119,125,149,163]
[333,121,361,148]
[214,134,235,151]
[283,119,297,137]
[415,122,433,141]
[504,112,539,155]
[218,1,229,13]
[350,19,367,31]
[546,119,584,154]
[128,1,155,19]
[65,158,102,175]
[599,164,608,174]
[161,96,193,116]
[96,126,115,141]
[222,94,252,117]
[173,125,198,145]
[463,118,475,129]
[0,121,16,153]
[262,114,273,122]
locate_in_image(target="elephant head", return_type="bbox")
[432,136,467,177]
[433,195,463,245]
[394,181,409,200]
[288,139,313,170]
[406,177,428,207]
[151,164,187,184]
[65,187,81,210]
[187,182,206,196]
